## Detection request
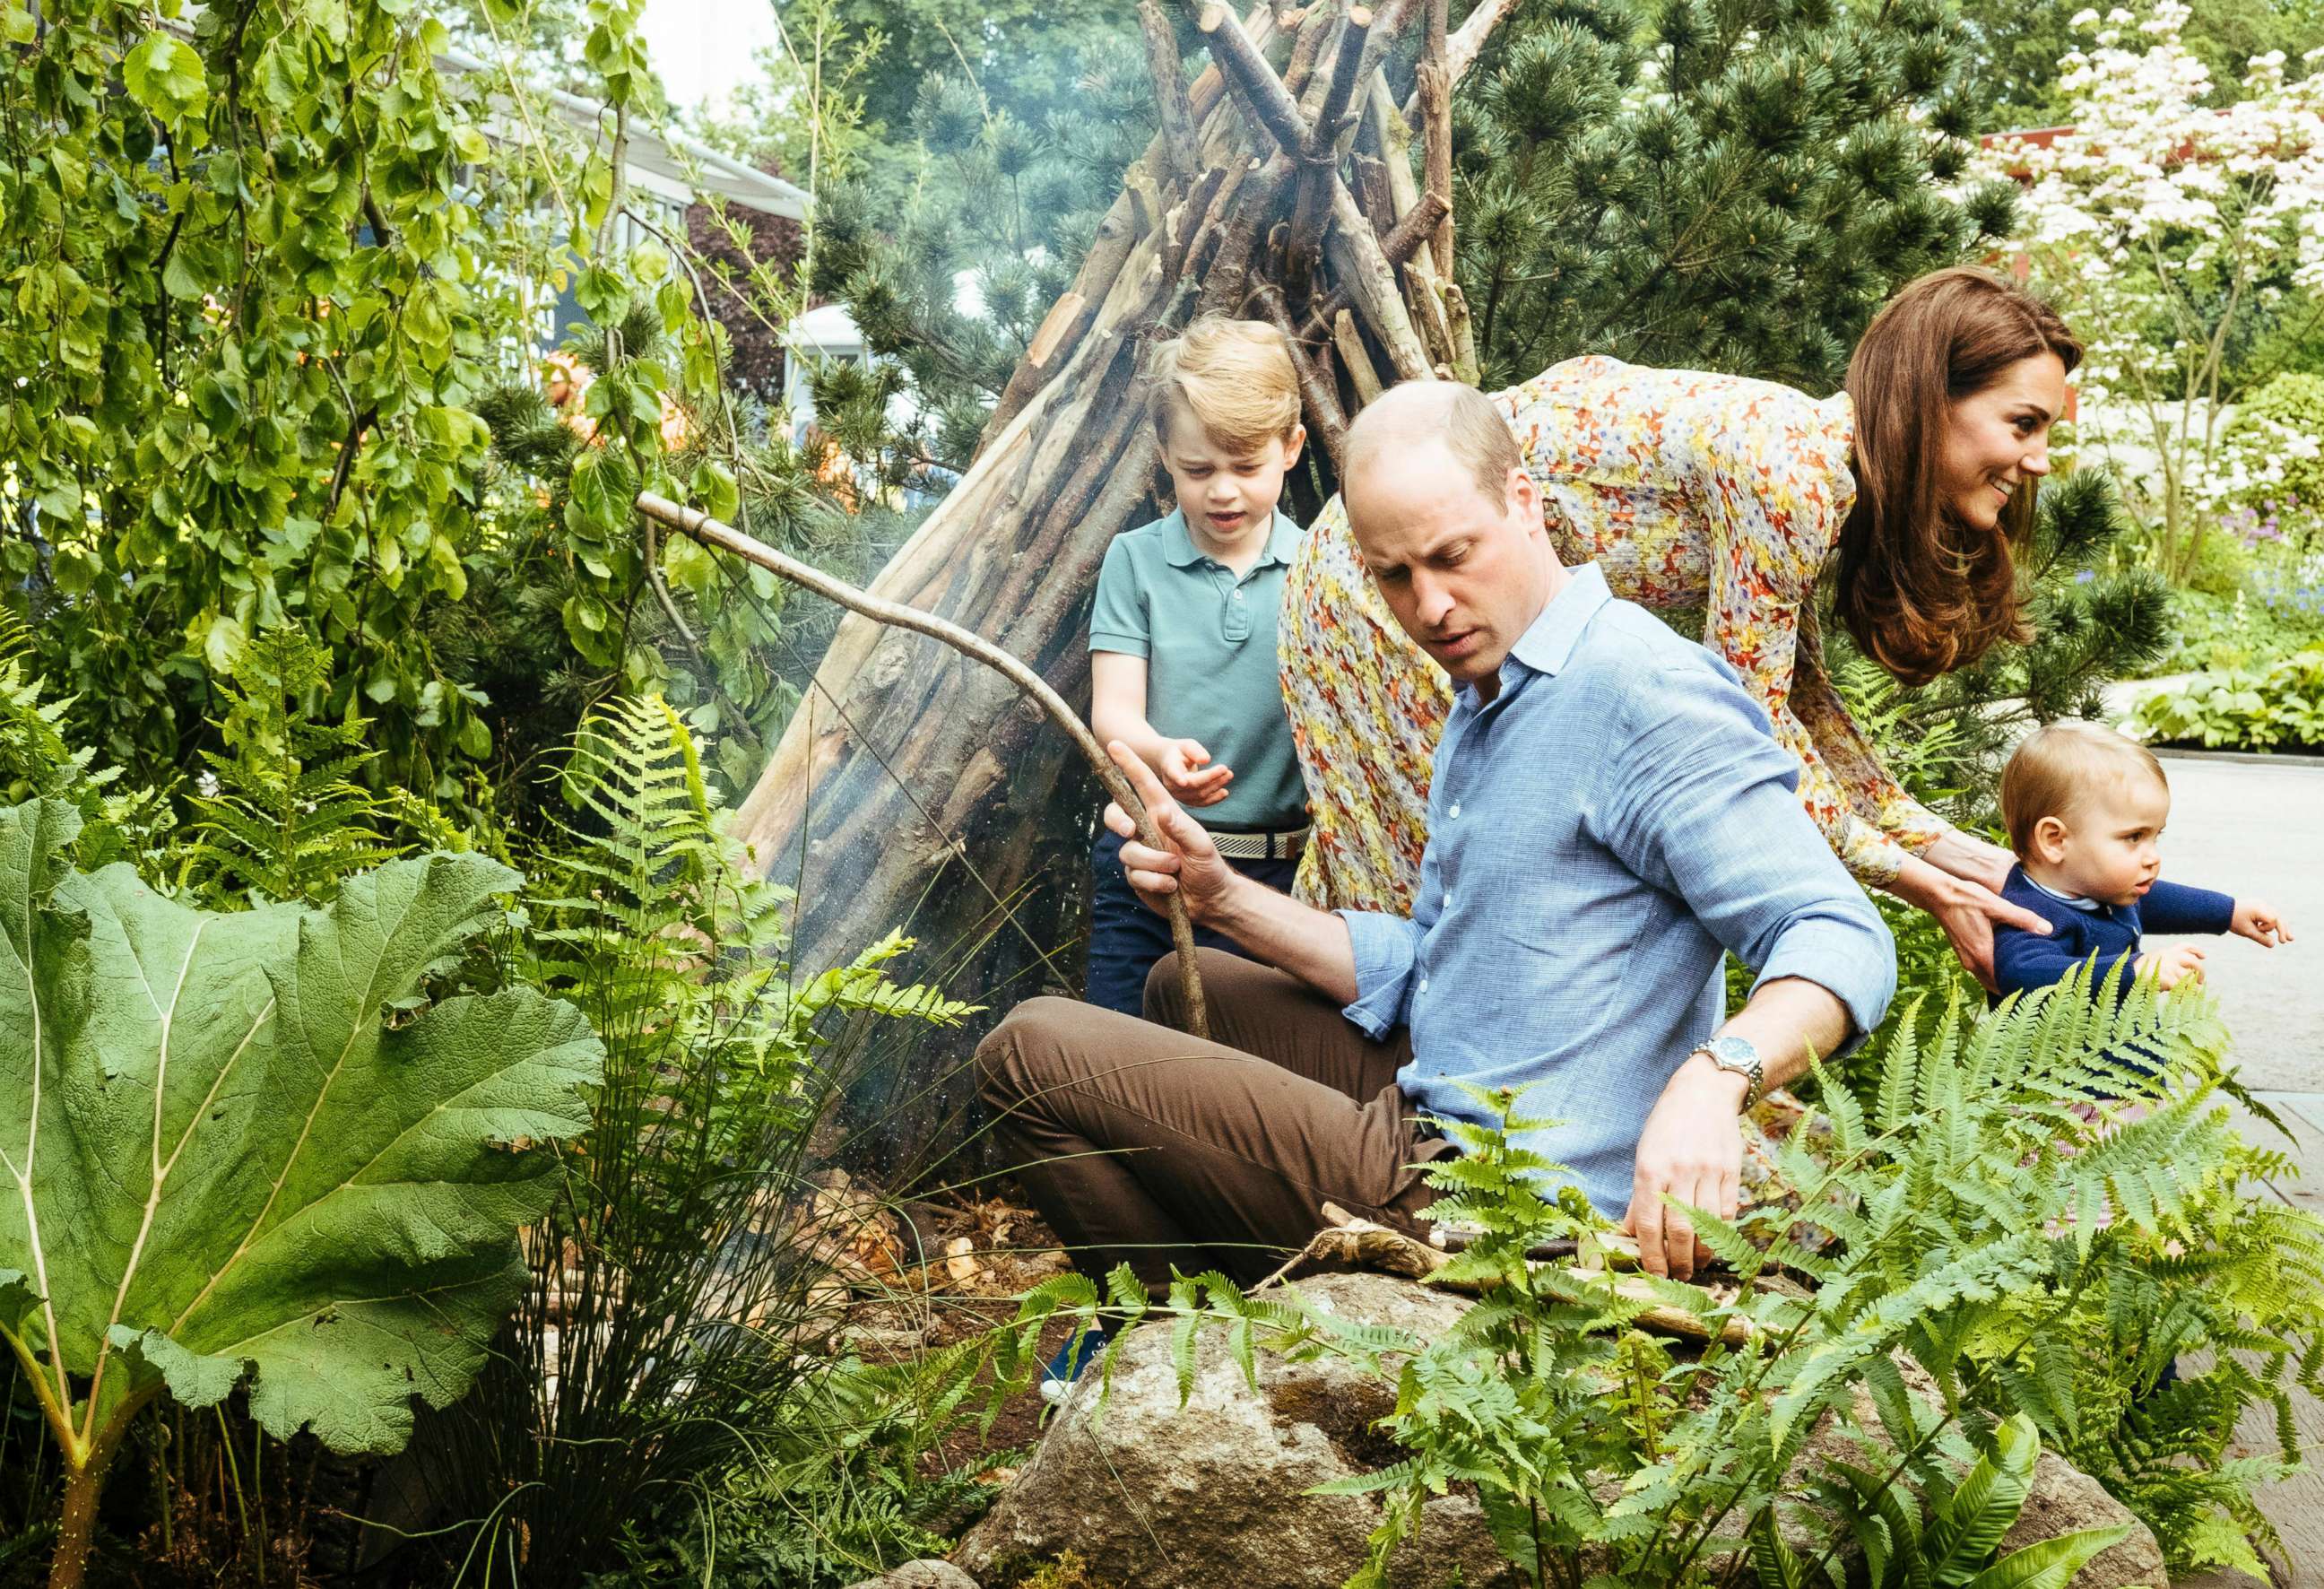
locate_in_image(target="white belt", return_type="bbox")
[1210,826,1309,862]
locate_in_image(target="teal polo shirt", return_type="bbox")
[1088,508,1310,832]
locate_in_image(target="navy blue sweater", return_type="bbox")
[1990,863,2236,1005]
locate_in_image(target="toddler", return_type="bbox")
[1083,317,1313,1016]
[1992,721,2289,1006]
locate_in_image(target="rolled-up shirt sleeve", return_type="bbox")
[1337,908,1425,1039]
[1597,659,1896,1052]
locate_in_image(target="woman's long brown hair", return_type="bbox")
[1835,267,2082,686]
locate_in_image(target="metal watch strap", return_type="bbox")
[1692,1035,1765,1110]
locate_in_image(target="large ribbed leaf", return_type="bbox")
[0,798,600,1454]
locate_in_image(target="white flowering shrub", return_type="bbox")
[1984,0,2324,577]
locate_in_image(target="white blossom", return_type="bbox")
[1974,0,2324,561]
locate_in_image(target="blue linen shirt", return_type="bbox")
[1990,864,2234,1005]
[1089,508,1310,831]
[1336,565,1896,1216]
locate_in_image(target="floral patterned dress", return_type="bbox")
[1282,354,1951,915]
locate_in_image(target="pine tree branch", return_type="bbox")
[633,491,1211,1038]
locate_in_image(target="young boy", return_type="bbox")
[1083,317,1313,1017]
[1991,721,2290,1006]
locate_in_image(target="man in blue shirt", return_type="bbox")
[977,382,1895,1344]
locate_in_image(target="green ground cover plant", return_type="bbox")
[2131,647,2324,751]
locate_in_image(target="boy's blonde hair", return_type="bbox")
[1148,317,1302,454]
[1999,720,2169,855]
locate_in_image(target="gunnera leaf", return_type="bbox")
[0,796,601,1454]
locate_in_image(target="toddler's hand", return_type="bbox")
[2137,942,2206,990]
[1158,739,1234,807]
[2231,899,2293,947]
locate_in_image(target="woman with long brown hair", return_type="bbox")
[1280,266,2078,985]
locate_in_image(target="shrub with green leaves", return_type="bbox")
[0,799,600,1589]
[2130,647,2324,751]
[1006,966,2321,1584]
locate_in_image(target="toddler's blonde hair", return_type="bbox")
[1148,317,1302,454]
[1999,720,2168,855]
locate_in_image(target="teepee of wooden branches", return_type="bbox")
[709,0,1517,1151]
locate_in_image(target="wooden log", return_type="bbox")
[1325,178,1432,378]
[1303,4,1374,158]
[1382,190,1449,265]
[1254,284,1348,466]
[1333,308,1385,405]
[1421,0,1453,270]
[1403,0,1516,123]
[1444,277,1481,384]
[1140,0,1201,181]
[1197,2,1314,152]
[1350,152,1395,235]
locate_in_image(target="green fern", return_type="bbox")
[998,959,2317,1586]
[427,691,984,1584]
[179,624,408,905]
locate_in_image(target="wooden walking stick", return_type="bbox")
[632,491,1211,1038]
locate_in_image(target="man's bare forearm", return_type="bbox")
[1675,976,1853,1107]
[1204,872,1361,1004]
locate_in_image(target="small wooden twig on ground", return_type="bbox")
[633,491,1210,1038]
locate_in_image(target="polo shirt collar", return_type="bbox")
[1159,508,1301,570]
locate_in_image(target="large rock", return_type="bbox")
[956,1272,1516,1587]
[953,1272,2165,1589]
[845,1562,980,1589]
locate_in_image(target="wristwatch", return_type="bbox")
[1691,1035,1765,1110]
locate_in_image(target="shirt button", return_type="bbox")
[1443,893,1452,908]
[1418,977,1429,993]
[1447,803,1461,819]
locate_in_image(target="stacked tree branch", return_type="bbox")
[718,1,1517,1152]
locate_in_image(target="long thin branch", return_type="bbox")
[632,492,1210,1038]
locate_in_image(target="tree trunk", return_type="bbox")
[726,0,1517,1163]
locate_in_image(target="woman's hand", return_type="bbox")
[1888,854,2051,992]
[1917,827,2018,895]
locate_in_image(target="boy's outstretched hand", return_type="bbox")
[2138,942,2207,990]
[1105,741,1237,925]
[1158,738,1235,806]
[2232,899,2293,947]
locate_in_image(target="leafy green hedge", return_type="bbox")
[2129,648,2324,751]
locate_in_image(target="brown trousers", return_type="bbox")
[976,948,1450,1294]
